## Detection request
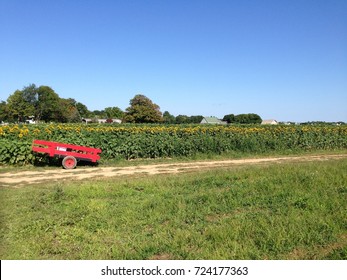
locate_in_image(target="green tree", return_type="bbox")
[76,102,91,118]
[175,115,189,124]
[223,114,235,124]
[163,111,176,124]
[22,84,39,107]
[4,84,94,123]
[223,113,262,124]
[6,84,63,123]
[36,86,61,122]
[234,113,262,124]
[104,107,124,119]
[92,110,106,118]
[189,115,204,123]
[7,89,35,122]
[0,101,10,122]
[247,113,262,124]
[123,94,163,123]
[57,98,81,123]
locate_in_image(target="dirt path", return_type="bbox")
[1,154,347,187]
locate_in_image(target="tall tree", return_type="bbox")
[76,102,91,118]
[247,113,262,124]
[175,115,189,124]
[123,94,163,123]
[189,115,204,123]
[7,89,35,122]
[223,114,235,124]
[22,84,39,107]
[0,101,10,122]
[234,113,262,124]
[223,113,262,124]
[57,98,81,123]
[36,86,61,122]
[163,111,175,124]
[91,110,106,118]
[104,107,124,119]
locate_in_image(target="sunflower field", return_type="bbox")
[0,123,347,165]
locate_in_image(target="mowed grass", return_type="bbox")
[1,158,346,260]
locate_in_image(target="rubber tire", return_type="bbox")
[62,156,77,169]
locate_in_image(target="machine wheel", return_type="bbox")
[62,156,77,169]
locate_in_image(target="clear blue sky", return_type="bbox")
[1,0,346,122]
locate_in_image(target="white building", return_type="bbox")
[261,119,278,125]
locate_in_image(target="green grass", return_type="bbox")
[1,158,347,259]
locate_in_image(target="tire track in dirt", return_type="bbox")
[1,154,347,187]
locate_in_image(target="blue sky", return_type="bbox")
[1,0,346,122]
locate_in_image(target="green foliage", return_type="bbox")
[175,115,203,124]
[104,107,124,119]
[223,113,262,124]
[0,101,10,122]
[175,114,190,124]
[235,113,262,124]
[76,102,91,118]
[36,86,62,122]
[123,94,163,123]
[0,124,346,165]
[223,114,235,123]
[7,89,35,122]
[57,98,81,123]
[0,140,35,165]
[90,110,107,119]
[5,85,87,123]
[163,111,176,124]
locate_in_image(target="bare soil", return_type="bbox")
[1,154,347,188]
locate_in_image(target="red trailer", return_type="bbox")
[32,139,102,169]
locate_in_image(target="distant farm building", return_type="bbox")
[261,119,278,125]
[82,118,122,124]
[200,117,227,125]
[25,116,36,124]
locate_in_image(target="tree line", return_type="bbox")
[0,84,262,124]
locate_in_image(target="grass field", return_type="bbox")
[1,157,346,260]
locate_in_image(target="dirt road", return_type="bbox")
[1,154,346,187]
